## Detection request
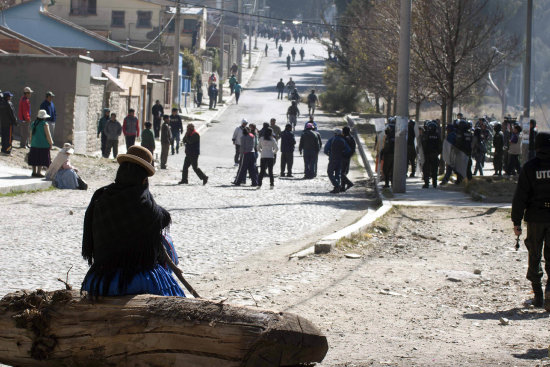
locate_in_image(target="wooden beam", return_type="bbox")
[0,289,328,367]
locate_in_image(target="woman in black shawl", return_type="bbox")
[81,145,184,297]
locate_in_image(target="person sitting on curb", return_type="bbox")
[46,143,87,190]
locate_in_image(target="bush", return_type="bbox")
[319,65,361,112]
[181,50,201,88]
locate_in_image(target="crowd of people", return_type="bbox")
[377,114,538,188]
[0,86,88,189]
[230,117,355,193]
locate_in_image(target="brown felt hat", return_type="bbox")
[117,145,155,176]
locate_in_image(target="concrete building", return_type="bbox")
[47,0,207,51]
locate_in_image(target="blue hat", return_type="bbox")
[2,91,13,97]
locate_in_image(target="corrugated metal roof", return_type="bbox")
[2,0,122,51]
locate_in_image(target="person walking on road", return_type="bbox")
[265,43,268,57]
[512,132,550,310]
[0,91,17,155]
[307,90,318,116]
[286,54,291,70]
[230,63,238,76]
[234,127,258,186]
[208,84,218,110]
[280,123,296,177]
[299,122,322,179]
[276,79,285,100]
[160,114,172,169]
[234,81,243,104]
[286,78,296,99]
[270,118,281,141]
[141,122,155,163]
[232,119,248,166]
[169,108,183,155]
[291,47,296,62]
[180,123,208,185]
[278,44,283,57]
[123,109,140,151]
[97,108,110,157]
[152,100,164,139]
[40,91,56,144]
[299,47,305,61]
[324,128,351,193]
[341,126,356,191]
[287,101,300,131]
[258,128,278,188]
[29,109,53,177]
[229,74,237,95]
[103,113,122,159]
[17,86,33,148]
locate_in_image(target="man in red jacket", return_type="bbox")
[122,108,140,150]
[17,86,33,148]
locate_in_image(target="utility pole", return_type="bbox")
[237,0,243,82]
[523,0,532,119]
[392,0,411,194]
[248,12,252,68]
[172,0,182,109]
[218,0,224,103]
[521,0,533,164]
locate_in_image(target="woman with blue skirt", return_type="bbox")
[81,145,185,297]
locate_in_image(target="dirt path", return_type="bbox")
[201,206,549,367]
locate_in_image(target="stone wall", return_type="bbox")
[85,78,106,153]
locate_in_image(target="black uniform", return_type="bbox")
[511,132,550,310]
[407,120,417,177]
[382,123,395,188]
[493,125,504,176]
[0,97,17,154]
[455,120,473,180]
[421,121,441,188]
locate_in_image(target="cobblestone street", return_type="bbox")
[0,40,371,297]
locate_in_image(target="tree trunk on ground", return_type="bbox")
[386,95,392,118]
[375,94,380,114]
[392,94,397,116]
[415,101,421,122]
[0,289,328,367]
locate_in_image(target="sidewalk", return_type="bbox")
[0,164,51,195]
[91,40,265,159]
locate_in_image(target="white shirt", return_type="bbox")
[232,126,244,144]
[259,137,279,158]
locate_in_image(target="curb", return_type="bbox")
[0,180,52,195]
[290,115,392,258]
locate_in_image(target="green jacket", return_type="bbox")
[141,129,155,151]
[229,75,237,87]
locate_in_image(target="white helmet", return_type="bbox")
[241,118,248,125]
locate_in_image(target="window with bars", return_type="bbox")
[137,11,152,28]
[70,0,97,15]
[111,11,125,28]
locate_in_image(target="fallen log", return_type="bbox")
[0,289,328,367]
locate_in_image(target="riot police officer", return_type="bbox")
[382,118,396,188]
[511,132,550,310]
[421,120,441,188]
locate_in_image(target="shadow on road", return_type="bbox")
[512,348,548,360]
[463,308,549,321]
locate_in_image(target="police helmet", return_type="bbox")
[535,132,550,152]
[493,122,502,132]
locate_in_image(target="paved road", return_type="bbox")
[0,38,370,297]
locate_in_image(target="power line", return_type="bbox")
[120,12,176,57]
[179,1,376,31]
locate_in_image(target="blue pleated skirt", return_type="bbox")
[81,234,185,297]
